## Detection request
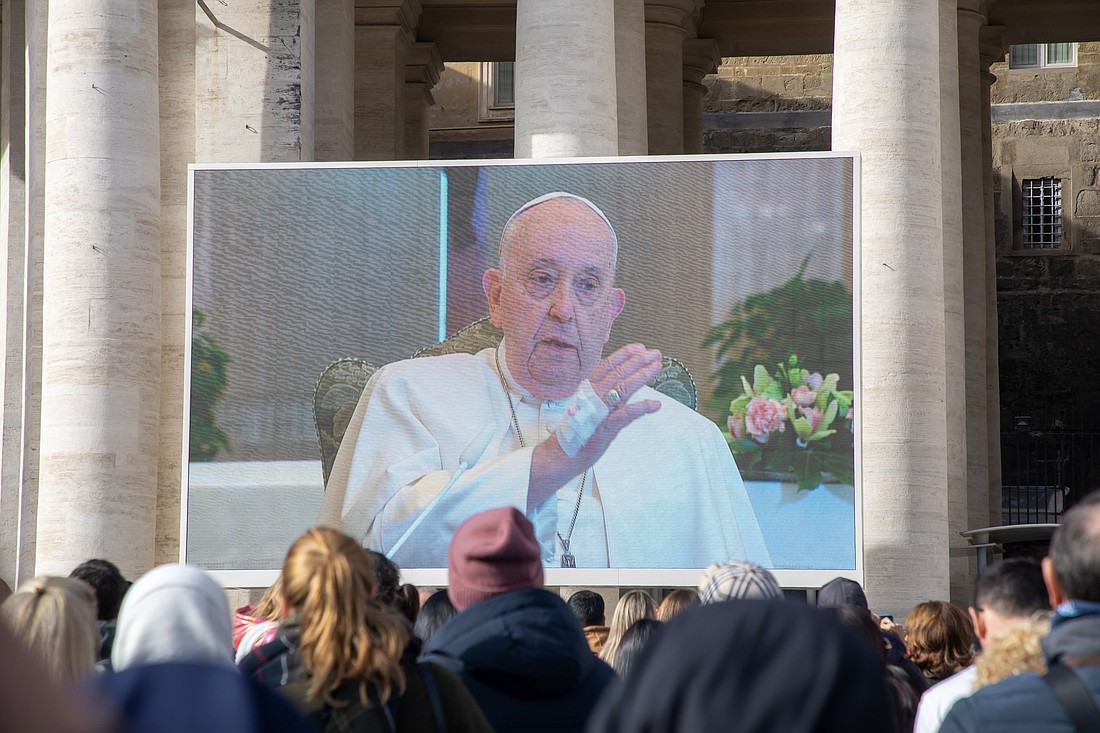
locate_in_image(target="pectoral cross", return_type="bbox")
[558,536,576,568]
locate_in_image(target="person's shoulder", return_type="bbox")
[942,671,1055,731]
[366,350,495,398]
[374,350,490,381]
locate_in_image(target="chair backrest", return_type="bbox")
[313,318,698,486]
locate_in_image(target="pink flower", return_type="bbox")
[727,415,745,440]
[790,385,816,408]
[805,372,824,390]
[745,397,786,442]
[804,406,824,432]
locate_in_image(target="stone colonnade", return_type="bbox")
[0,0,1007,611]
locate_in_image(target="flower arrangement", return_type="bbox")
[725,355,855,490]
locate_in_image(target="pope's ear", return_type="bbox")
[483,269,504,328]
[607,288,626,330]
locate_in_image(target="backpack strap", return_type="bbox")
[1043,662,1100,733]
[416,662,448,733]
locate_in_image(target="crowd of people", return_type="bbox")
[3,493,1100,732]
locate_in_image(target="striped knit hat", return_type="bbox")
[697,561,783,604]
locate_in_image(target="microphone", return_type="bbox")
[386,423,496,559]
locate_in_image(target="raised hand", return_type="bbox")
[528,343,664,511]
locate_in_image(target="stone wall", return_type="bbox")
[702,55,832,154]
[993,115,1100,431]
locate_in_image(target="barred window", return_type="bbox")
[1009,43,1077,69]
[1021,178,1063,250]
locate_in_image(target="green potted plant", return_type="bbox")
[190,308,231,461]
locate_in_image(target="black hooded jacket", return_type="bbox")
[421,588,616,733]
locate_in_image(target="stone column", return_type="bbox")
[682,39,717,154]
[0,0,28,586]
[195,0,315,162]
[833,0,950,609]
[644,1,694,154]
[316,0,355,161]
[940,0,969,605]
[957,0,990,541]
[12,0,47,583]
[156,0,198,565]
[514,0,618,158]
[981,26,1005,525]
[355,2,418,160]
[404,43,442,160]
[36,0,162,578]
[614,0,648,155]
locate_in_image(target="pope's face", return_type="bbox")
[483,199,625,401]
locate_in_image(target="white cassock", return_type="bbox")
[318,342,771,568]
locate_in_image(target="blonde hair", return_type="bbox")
[974,617,1050,690]
[600,590,657,666]
[281,528,408,708]
[252,577,283,621]
[656,589,699,623]
[906,601,974,680]
[0,576,98,684]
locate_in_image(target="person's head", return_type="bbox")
[281,527,408,707]
[904,600,974,681]
[817,577,868,611]
[568,590,605,627]
[969,559,1049,645]
[697,561,783,604]
[611,618,662,680]
[483,193,626,400]
[601,590,657,666]
[69,558,129,622]
[366,550,401,608]
[112,563,234,671]
[656,589,699,622]
[0,576,98,684]
[393,583,420,624]
[447,506,544,611]
[822,604,887,662]
[418,587,438,607]
[973,616,1050,690]
[1043,490,1100,605]
[588,600,893,733]
[413,589,458,643]
[252,577,284,622]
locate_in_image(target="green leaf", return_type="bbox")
[806,429,837,442]
[753,365,771,394]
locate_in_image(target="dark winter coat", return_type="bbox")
[421,589,616,733]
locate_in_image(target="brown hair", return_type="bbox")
[0,576,98,684]
[656,589,699,623]
[905,600,974,681]
[281,528,408,707]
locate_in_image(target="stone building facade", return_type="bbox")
[3,0,1099,614]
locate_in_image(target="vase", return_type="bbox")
[742,473,857,570]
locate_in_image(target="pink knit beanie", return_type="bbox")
[447,507,544,611]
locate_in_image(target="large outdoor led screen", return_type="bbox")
[185,154,861,587]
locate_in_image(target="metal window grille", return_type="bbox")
[493,62,515,107]
[1021,178,1062,250]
